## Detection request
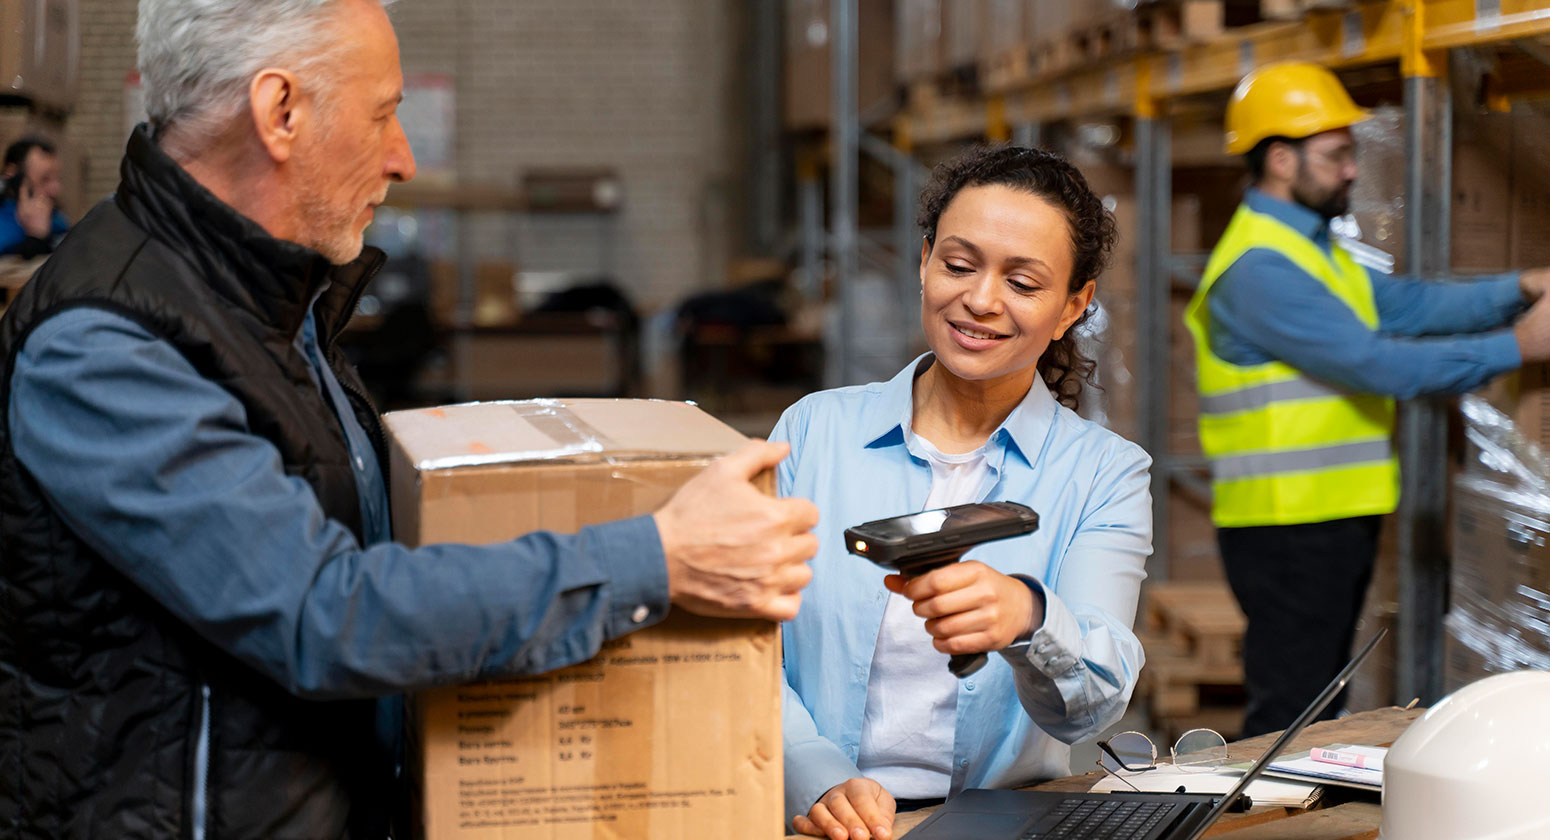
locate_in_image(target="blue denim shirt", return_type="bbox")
[771,356,1151,823]
[8,306,670,699]
[1206,189,1524,398]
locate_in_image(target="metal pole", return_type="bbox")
[1395,69,1452,705]
[1012,121,1042,149]
[896,157,919,348]
[830,0,859,386]
[1136,116,1173,580]
[799,170,823,303]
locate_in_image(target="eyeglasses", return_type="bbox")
[1301,145,1358,169]
[1095,729,1229,789]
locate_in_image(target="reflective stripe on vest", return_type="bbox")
[1185,204,1400,527]
[1197,376,1347,415]
[1210,438,1393,482]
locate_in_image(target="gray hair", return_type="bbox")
[136,0,385,157]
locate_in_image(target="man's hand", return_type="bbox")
[1515,295,1550,364]
[793,778,896,840]
[15,179,53,239]
[1520,267,1550,304]
[886,561,1043,654]
[653,440,817,622]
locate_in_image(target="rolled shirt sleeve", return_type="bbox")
[997,440,1151,743]
[8,306,671,699]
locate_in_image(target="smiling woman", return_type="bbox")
[773,146,1151,840]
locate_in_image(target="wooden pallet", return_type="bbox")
[1137,582,1248,731]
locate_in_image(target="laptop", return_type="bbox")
[904,629,1388,840]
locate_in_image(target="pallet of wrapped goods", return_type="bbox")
[1447,397,1550,693]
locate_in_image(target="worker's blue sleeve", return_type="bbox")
[8,306,673,700]
[1371,270,1524,337]
[1206,249,1521,399]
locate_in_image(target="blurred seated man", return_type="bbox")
[0,137,70,258]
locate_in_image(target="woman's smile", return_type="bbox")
[949,321,1009,348]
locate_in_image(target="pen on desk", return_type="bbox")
[1309,748,1373,769]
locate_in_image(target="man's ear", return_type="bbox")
[1266,141,1299,183]
[249,68,303,164]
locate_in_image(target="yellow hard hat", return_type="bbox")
[1224,61,1370,155]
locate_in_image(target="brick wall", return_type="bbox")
[46,0,746,312]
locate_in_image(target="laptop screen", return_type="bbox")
[1180,628,1388,840]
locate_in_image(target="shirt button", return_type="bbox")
[965,681,976,691]
[631,605,650,623]
[960,758,970,768]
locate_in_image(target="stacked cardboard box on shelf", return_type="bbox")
[784,0,896,129]
[895,0,943,88]
[1449,101,1550,690]
[1447,473,1550,692]
[385,400,782,840]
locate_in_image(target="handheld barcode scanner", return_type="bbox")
[844,501,1040,679]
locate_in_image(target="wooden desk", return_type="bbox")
[786,706,1423,840]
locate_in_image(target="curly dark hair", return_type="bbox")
[917,145,1117,412]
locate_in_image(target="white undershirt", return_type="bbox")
[856,433,992,798]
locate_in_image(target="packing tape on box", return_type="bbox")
[414,400,613,471]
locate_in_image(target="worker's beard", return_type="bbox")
[1292,165,1353,220]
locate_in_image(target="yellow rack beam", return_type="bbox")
[900,0,1550,143]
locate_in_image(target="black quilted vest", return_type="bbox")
[0,125,394,839]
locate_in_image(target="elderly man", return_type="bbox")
[0,1,818,837]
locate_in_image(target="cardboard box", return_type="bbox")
[1452,109,1515,272]
[983,0,1025,56]
[385,400,782,840]
[1445,475,1550,693]
[784,0,896,129]
[941,0,983,69]
[895,0,943,86]
[1509,105,1550,269]
[0,0,79,112]
[1513,363,1550,449]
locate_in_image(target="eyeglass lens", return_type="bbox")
[1097,731,1157,774]
[1171,728,1229,773]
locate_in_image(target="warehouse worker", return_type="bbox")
[0,1,817,837]
[0,137,71,257]
[1186,60,1550,738]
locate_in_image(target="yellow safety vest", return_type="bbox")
[1184,204,1399,528]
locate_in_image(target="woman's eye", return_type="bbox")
[1008,278,1038,293]
[944,262,973,274]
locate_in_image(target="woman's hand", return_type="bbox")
[793,777,896,840]
[887,561,1044,654]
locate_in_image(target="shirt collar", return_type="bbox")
[862,352,1060,466]
[1246,187,1328,243]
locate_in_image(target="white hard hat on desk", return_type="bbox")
[1380,671,1550,840]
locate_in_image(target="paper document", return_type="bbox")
[1089,765,1323,809]
[1266,744,1386,791]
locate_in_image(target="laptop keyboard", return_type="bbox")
[1019,798,1179,839]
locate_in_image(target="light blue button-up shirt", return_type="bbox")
[1207,189,1525,398]
[771,355,1152,823]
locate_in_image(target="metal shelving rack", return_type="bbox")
[812,0,1550,704]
